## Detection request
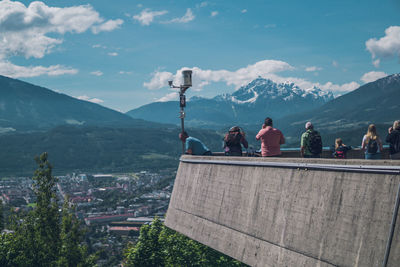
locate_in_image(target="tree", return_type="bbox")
[57,197,96,267]
[1,152,61,266]
[31,152,61,266]
[124,217,246,267]
[0,199,3,231]
[125,217,164,267]
[0,153,96,267]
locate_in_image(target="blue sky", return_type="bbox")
[1,0,399,112]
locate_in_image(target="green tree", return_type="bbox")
[124,217,246,267]
[57,197,96,267]
[0,232,18,266]
[0,199,3,231]
[125,217,164,267]
[2,153,61,266]
[0,153,96,267]
[31,152,61,266]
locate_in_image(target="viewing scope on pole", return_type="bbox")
[182,70,192,88]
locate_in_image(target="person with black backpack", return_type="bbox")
[386,120,400,159]
[361,124,383,160]
[333,138,352,159]
[300,122,322,158]
[223,126,248,156]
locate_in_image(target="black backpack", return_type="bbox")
[394,140,400,154]
[393,131,400,153]
[367,138,378,154]
[225,132,241,147]
[308,131,322,155]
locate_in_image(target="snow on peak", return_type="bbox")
[231,89,259,104]
[228,78,333,104]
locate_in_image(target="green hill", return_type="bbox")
[0,75,154,132]
[279,73,400,145]
[0,125,223,176]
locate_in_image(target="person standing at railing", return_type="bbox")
[300,122,322,158]
[386,120,400,159]
[361,124,383,160]
[223,126,248,156]
[256,117,285,157]
[333,138,352,159]
[179,131,212,156]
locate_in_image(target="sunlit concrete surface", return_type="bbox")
[165,155,400,267]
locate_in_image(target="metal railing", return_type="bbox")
[211,147,392,159]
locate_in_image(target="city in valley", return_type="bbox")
[0,168,175,265]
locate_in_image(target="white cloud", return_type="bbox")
[0,1,122,60]
[366,26,400,61]
[76,95,104,104]
[144,60,294,90]
[264,24,276,29]
[372,59,380,68]
[360,71,388,84]
[144,59,360,95]
[92,19,123,34]
[108,52,118,56]
[164,9,195,24]
[119,71,132,75]
[318,81,359,93]
[0,60,77,78]
[211,11,218,17]
[305,66,322,72]
[133,9,168,26]
[196,2,208,9]
[0,1,122,78]
[92,44,107,49]
[156,92,179,102]
[144,71,174,90]
[90,71,103,76]
[241,9,248,13]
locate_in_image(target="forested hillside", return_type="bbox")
[0,126,223,176]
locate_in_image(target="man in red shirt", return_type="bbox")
[256,117,285,157]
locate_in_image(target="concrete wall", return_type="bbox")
[165,156,400,267]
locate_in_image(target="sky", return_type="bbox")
[1,0,399,112]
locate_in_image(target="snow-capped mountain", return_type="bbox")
[213,77,333,105]
[127,78,335,128]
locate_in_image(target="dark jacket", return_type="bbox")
[224,132,248,156]
[386,129,400,154]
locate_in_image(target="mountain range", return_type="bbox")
[280,73,400,145]
[0,75,221,175]
[126,78,334,128]
[0,75,156,133]
[0,73,399,175]
[127,74,400,147]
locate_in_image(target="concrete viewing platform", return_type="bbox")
[165,155,400,266]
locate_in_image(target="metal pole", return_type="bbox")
[383,180,400,267]
[180,93,185,155]
[168,70,191,155]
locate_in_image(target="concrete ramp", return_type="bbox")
[165,156,400,267]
